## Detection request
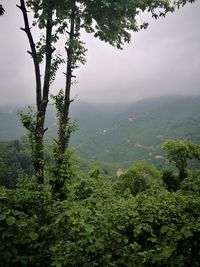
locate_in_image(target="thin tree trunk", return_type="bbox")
[52,9,75,196]
[18,0,42,107]
[179,167,188,181]
[18,1,53,184]
[58,10,75,155]
[35,9,53,184]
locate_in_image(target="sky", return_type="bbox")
[0,1,200,105]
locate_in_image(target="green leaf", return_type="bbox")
[94,239,105,249]
[160,225,168,234]
[6,216,16,226]
[181,228,193,238]
[0,213,6,221]
[29,232,38,241]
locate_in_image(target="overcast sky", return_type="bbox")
[0,1,200,105]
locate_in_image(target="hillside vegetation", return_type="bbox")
[72,95,200,169]
[1,146,200,266]
[1,95,200,172]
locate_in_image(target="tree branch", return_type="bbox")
[18,0,42,107]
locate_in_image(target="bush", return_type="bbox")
[0,168,200,266]
[117,162,163,196]
[161,168,180,191]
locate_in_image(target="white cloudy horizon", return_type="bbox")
[0,1,199,105]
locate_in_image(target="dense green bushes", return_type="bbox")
[0,163,200,266]
[0,139,200,266]
[0,140,33,188]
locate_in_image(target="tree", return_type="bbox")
[191,143,200,160]
[50,0,189,195]
[17,0,196,188]
[17,0,65,184]
[52,0,197,153]
[162,139,200,181]
[162,139,193,180]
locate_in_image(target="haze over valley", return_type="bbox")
[1,95,200,172]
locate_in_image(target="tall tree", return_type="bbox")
[17,0,196,188]
[17,0,64,184]
[51,0,197,195]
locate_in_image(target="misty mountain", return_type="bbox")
[70,95,200,169]
[0,95,200,169]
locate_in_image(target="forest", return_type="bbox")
[0,1,200,266]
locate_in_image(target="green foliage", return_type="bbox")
[131,162,161,180]
[120,169,150,196]
[18,107,36,159]
[191,143,200,160]
[80,0,176,49]
[162,139,193,179]
[51,90,78,152]
[67,96,200,170]
[179,172,200,195]
[18,107,45,179]
[67,39,87,70]
[49,148,78,199]
[1,97,200,171]
[50,52,65,84]
[117,162,162,196]
[161,168,180,191]
[0,178,52,266]
[51,182,200,266]
[50,90,79,196]
[0,140,33,188]
[1,158,200,266]
[18,106,36,133]
[89,167,101,179]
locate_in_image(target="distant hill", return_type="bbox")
[0,106,25,139]
[70,95,200,169]
[0,95,200,170]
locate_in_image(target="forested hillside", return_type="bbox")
[1,95,200,170]
[71,95,200,169]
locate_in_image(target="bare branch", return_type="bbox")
[51,47,56,53]
[20,27,26,32]
[27,50,33,56]
[16,4,22,10]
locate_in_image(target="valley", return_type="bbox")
[1,95,200,172]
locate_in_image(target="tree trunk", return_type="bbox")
[34,104,47,184]
[34,9,53,184]
[19,1,53,184]
[59,11,75,155]
[179,167,188,181]
[52,9,75,196]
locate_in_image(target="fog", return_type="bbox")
[0,1,200,105]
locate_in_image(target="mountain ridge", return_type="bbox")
[0,95,200,169]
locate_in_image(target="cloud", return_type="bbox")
[0,1,199,105]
